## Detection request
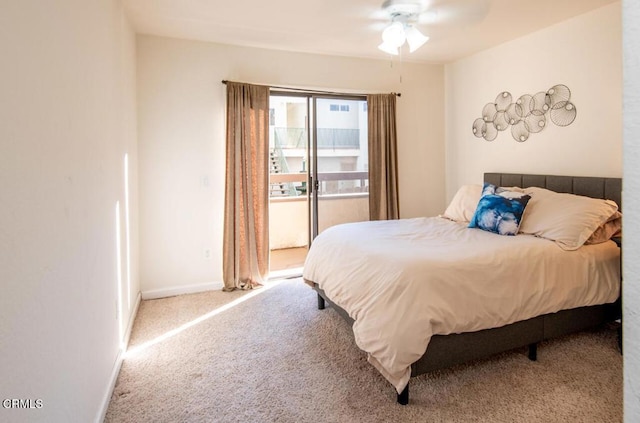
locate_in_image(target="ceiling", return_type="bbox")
[123,0,618,64]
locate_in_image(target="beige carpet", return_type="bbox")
[105,279,622,422]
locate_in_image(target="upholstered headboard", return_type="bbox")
[484,173,622,209]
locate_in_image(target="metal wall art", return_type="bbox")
[472,84,577,142]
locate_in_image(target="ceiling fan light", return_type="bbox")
[405,26,429,53]
[381,21,406,48]
[378,41,399,55]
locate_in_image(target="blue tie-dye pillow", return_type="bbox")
[468,183,531,236]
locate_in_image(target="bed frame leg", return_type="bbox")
[317,293,325,310]
[397,384,409,405]
[528,343,537,361]
[618,325,623,355]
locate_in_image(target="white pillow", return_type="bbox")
[519,187,619,250]
[442,184,482,222]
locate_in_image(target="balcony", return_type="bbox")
[269,171,369,251]
[269,125,369,264]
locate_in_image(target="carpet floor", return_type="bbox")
[105,278,622,422]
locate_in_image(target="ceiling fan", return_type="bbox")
[376,0,490,56]
[378,0,428,55]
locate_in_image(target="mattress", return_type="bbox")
[302,216,621,393]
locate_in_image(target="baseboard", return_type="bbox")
[123,292,142,353]
[96,350,124,423]
[141,281,224,300]
[95,291,142,423]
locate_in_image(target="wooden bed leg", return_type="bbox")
[317,293,325,310]
[397,384,409,405]
[528,343,537,361]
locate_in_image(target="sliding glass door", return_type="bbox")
[267,93,368,272]
[268,95,310,272]
[311,97,369,238]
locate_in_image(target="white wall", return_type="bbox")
[0,1,139,422]
[445,3,622,200]
[137,36,445,296]
[443,2,637,418]
[623,1,640,420]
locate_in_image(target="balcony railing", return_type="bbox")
[271,127,360,150]
[270,171,368,198]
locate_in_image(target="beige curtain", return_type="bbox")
[367,93,400,220]
[223,82,270,291]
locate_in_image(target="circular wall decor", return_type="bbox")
[472,84,577,142]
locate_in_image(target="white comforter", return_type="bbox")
[302,217,620,393]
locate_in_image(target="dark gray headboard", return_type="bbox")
[484,173,622,209]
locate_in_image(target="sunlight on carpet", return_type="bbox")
[125,280,284,358]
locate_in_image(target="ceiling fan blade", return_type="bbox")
[419,0,490,26]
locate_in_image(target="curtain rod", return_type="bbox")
[221,80,401,97]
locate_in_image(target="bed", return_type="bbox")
[303,172,622,405]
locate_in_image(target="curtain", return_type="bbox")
[367,93,400,220]
[223,82,270,291]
